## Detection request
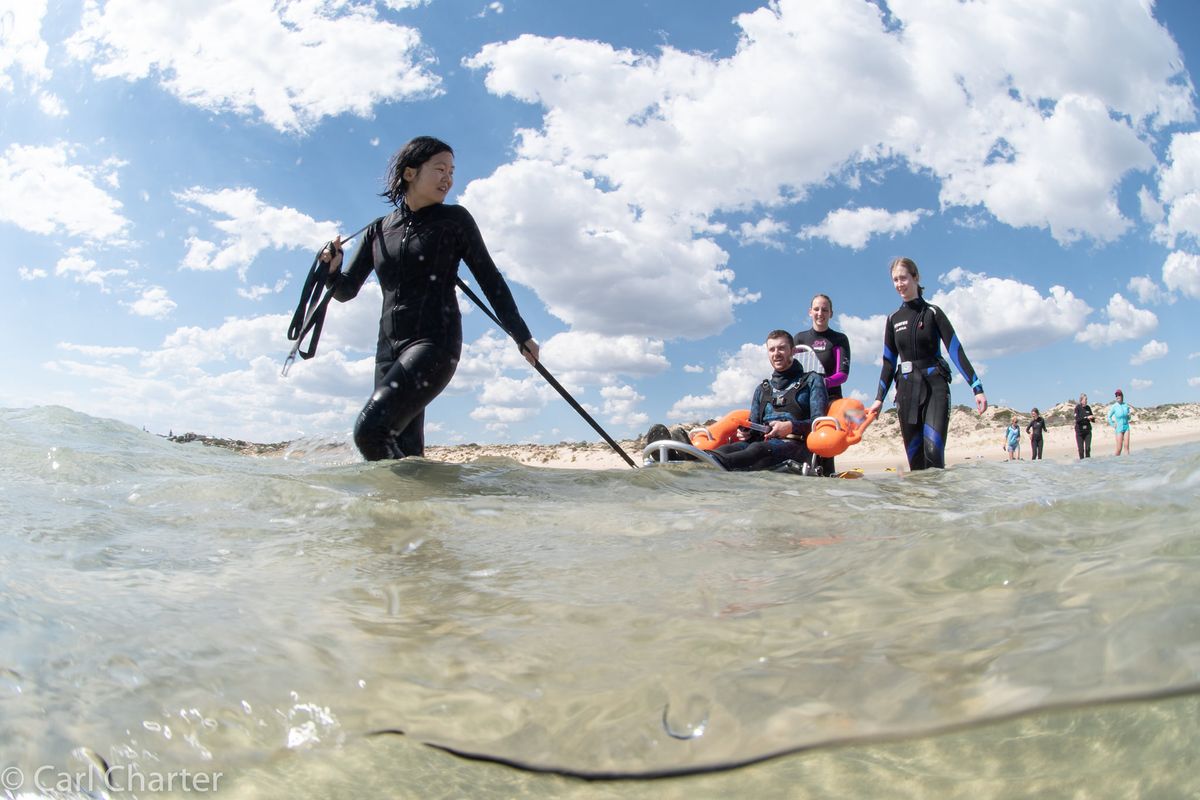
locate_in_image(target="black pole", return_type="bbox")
[455,278,638,469]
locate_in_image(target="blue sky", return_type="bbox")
[2,0,1199,445]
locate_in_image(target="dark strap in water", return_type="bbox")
[454,278,637,469]
[281,221,373,376]
[370,679,1200,781]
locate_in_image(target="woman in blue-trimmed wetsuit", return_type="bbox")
[322,137,538,461]
[868,257,988,471]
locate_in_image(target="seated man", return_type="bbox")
[710,329,827,471]
[646,329,827,471]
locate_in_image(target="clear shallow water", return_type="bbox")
[2,406,1199,798]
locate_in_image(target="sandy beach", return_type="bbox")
[423,401,1200,473]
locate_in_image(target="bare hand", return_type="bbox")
[975,393,988,415]
[520,338,540,367]
[868,399,883,417]
[765,420,792,440]
[320,236,344,274]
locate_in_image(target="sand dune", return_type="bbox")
[424,402,1200,473]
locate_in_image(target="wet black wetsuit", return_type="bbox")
[875,295,984,471]
[330,202,532,461]
[1026,417,1047,460]
[1074,403,1094,458]
[793,327,851,400]
[711,360,827,471]
[794,326,850,475]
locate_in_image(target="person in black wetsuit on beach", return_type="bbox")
[1073,393,1096,459]
[868,257,988,471]
[1026,407,1047,460]
[321,136,539,461]
[794,293,850,475]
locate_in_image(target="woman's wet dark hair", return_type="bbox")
[381,136,454,207]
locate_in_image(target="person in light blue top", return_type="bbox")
[1107,388,1132,456]
[1004,419,1020,460]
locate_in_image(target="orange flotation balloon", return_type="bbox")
[688,409,750,451]
[806,398,877,458]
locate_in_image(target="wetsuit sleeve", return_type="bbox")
[329,221,380,302]
[876,314,897,403]
[806,372,828,422]
[826,334,850,389]
[749,383,766,426]
[458,207,533,345]
[932,305,984,395]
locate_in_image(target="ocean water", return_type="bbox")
[2,405,1199,799]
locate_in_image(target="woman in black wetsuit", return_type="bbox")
[1025,407,1047,460]
[868,257,988,471]
[794,293,850,475]
[322,136,538,461]
[1073,393,1095,458]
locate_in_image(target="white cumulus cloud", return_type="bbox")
[1162,251,1200,300]
[1075,293,1158,347]
[460,160,744,339]
[53,248,128,291]
[66,0,442,134]
[0,0,51,92]
[176,187,341,281]
[600,384,648,427]
[931,268,1093,359]
[799,207,929,250]
[1127,275,1169,305]
[127,286,177,319]
[1154,132,1200,247]
[667,342,765,421]
[736,217,790,250]
[1130,339,1168,365]
[0,142,130,243]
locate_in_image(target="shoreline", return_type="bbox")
[174,401,1200,473]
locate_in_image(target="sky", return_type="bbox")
[2,0,1199,446]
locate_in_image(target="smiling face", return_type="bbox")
[891,263,919,301]
[403,150,455,210]
[767,335,794,372]
[809,295,833,332]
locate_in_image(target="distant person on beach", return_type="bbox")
[321,136,539,461]
[1074,393,1096,459]
[794,293,850,475]
[1005,420,1021,461]
[646,329,827,471]
[868,257,987,471]
[1025,407,1047,460]
[1108,389,1132,456]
